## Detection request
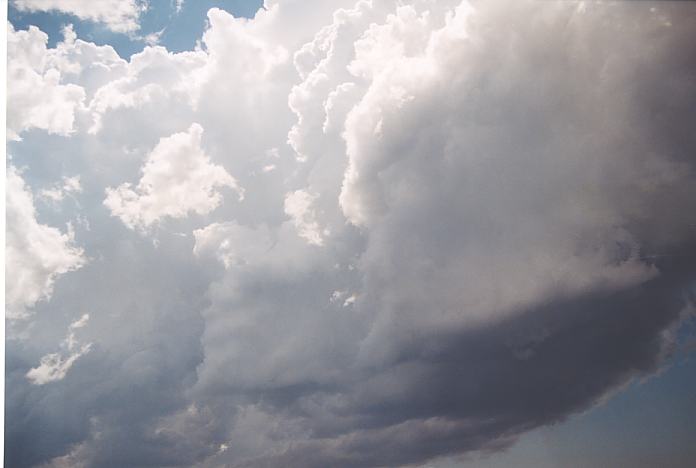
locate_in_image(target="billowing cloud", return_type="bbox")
[6,166,85,320]
[6,23,129,140]
[6,1,696,467]
[6,24,86,140]
[284,189,327,246]
[104,123,243,231]
[12,0,145,33]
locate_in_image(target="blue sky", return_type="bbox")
[6,1,696,467]
[9,0,264,57]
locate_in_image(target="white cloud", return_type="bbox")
[51,24,128,92]
[193,222,273,270]
[39,175,82,203]
[284,189,326,246]
[25,345,92,385]
[330,289,346,303]
[63,313,90,350]
[13,0,145,33]
[104,123,243,231]
[343,294,356,307]
[7,24,86,140]
[26,314,92,385]
[6,166,86,320]
[86,45,206,134]
[7,23,129,140]
[142,29,165,47]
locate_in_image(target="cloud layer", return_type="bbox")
[6,1,696,467]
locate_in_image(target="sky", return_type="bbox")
[5,1,696,467]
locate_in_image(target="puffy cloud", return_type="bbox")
[6,1,696,467]
[284,189,327,245]
[339,1,688,347]
[86,45,205,134]
[7,24,86,140]
[6,166,85,320]
[6,23,129,140]
[12,0,145,33]
[192,2,696,466]
[104,123,243,231]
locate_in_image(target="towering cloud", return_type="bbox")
[6,1,696,467]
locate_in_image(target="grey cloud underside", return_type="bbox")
[6,1,696,467]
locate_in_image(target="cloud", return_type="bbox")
[104,123,243,231]
[25,345,92,385]
[6,1,696,467]
[85,45,205,134]
[192,2,696,466]
[63,313,90,350]
[6,166,86,320]
[7,23,129,140]
[12,0,146,33]
[284,189,327,245]
[26,315,92,385]
[39,175,82,203]
[142,28,165,47]
[193,221,275,269]
[7,24,86,140]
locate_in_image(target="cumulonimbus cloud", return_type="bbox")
[6,1,696,467]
